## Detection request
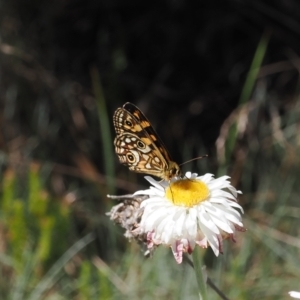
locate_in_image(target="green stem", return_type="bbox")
[192,247,207,300]
[90,66,115,193]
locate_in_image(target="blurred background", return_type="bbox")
[0,0,299,299]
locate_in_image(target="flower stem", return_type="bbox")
[192,247,207,300]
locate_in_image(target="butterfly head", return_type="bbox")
[166,161,181,181]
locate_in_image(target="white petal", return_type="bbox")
[144,176,166,191]
[173,209,187,237]
[185,171,192,178]
[198,209,220,234]
[199,222,220,256]
[289,292,300,299]
[197,173,214,183]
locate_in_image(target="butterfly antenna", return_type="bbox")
[179,155,208,166]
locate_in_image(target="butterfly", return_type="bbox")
[113,102,181,181]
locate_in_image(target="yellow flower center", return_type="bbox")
[165,179,210,207]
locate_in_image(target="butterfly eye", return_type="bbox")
[137,140,145,149]
[170,166,180,176]
[126,153,135,163]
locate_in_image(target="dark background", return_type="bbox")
[3,0,299,167]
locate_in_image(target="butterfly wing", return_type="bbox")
[113,102,180,180]
[125,103,174,159]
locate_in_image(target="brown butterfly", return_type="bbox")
[113,102,180,181]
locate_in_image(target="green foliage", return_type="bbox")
[91,67,115,195]
[220,31,270,171]
[1,166,69,266]
[211,63,300,300]
[0,166,73,298]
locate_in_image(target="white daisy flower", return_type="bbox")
[134,171,245,264]
[290,291,300,299]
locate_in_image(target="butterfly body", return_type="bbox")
[113,102,180,181]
